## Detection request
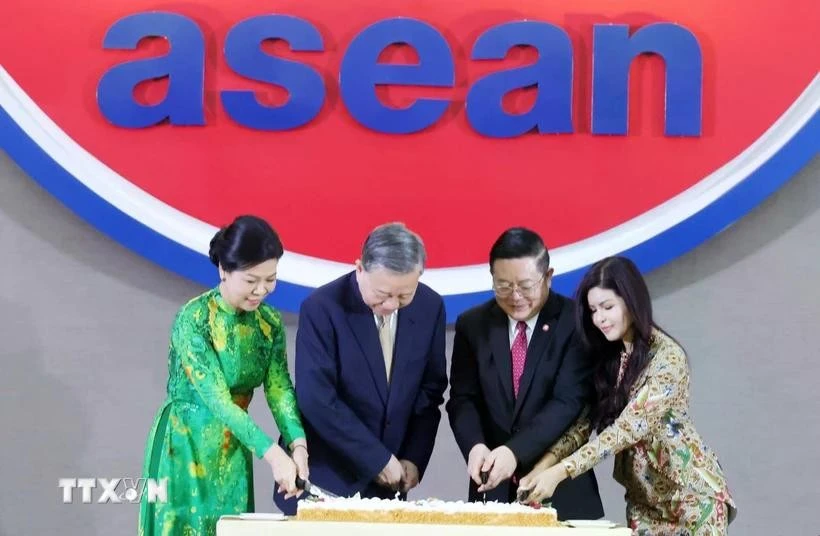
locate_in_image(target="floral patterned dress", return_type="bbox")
[548,329,737,535]
[138,288,305,536]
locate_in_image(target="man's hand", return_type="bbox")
[477,446,518,492]
[467,443,491,485]
[375,455,404,490]
[399,460,420,492]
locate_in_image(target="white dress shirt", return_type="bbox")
[507,314,538,348]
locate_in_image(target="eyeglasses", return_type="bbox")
[492,275,545,297]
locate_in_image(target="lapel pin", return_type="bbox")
[542,324,549,332]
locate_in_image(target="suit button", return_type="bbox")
[512,426,520,433]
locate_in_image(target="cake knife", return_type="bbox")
[479,471,489,504]
[295,477,340,500]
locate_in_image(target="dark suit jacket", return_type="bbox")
[446,292,604,520]
[275,272,447,514]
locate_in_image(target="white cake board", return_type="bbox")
[216,517,633,536]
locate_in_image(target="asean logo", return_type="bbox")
[1,0,817,320]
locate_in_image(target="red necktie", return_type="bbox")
[511,321,528,397]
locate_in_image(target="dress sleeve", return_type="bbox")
[260,309,306,447]
[546,409,593,461]
[562,346,688,478]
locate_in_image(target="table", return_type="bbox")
[216,516,633,536]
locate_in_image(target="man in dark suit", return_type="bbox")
[446,227,603,520]
[275,223,447,514]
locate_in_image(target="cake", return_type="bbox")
[296,496,560,527]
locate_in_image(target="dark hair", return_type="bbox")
[575,256,663,431]
[489,227,550,274]
[208,215,284,271]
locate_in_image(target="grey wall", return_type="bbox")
[1,150,818,535]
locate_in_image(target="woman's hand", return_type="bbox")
[516,463,569,504]
[530,452,559,475]
[264,444,302,499]
[289,441,309,481]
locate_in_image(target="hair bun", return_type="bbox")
[208,228,227,266]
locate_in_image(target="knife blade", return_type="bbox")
[296,477,339,500]
[479,471,489,504]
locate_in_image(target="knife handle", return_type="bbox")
[479,470,489,486]
[295,476,307,491]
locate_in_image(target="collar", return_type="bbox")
[507,313,539,340]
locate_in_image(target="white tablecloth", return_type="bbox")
[216,517,633,536]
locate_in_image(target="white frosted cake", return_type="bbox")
[296,496,559,527]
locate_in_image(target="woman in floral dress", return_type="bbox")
[518,256,736,535]
[139,215,308,535]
